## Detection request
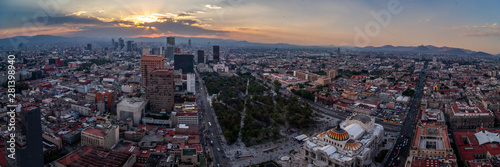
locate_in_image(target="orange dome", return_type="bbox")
[344,139,361,151]
[327,128,349,141]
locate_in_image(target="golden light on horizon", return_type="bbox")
[122,14,167,25]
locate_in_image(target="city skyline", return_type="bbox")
[0,0,499,54]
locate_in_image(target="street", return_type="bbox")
[382,61,428,167]
[195,69,230,167]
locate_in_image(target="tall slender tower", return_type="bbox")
[166,37,175,59]
[213,45,219,63]
[197,50,205,64]
[118,38,125,50]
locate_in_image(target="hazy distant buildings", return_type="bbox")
[126,40,133,52]
[166,37,175,58]
[112,38,118,50]
[140,55,165,92]
[142,47,150,55]
[213,45,220,63]
[147,69,174,112]
[86,43,92,50]
[118,38,124,50]
[197,50,205,64]
[174,54,194,74]
[151,47,163,55]
[328,70,338,79]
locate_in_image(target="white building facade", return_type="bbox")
[301,115,384,167]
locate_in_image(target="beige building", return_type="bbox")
[446,102,495,129]
[171,112,198,127]
[409,125,454,158]
[81,125,119,149]
[328,70,338,78]
[316,76,331,86]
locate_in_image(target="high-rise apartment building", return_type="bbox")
[140,55,165,91]
[147,69,174,112]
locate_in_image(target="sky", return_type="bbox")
[0,0,499,54]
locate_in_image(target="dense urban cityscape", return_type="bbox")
[1,36,500,167]
[1,1,500,167]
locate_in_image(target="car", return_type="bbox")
[217,148,221,152]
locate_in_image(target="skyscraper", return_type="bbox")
[140,55,165,92]
[118,38,125,50]
[166,37,175,59]
[126,40,133,52]
[197,50,205,64]
[175,47,181,54]
[147,69,174,112]
[114,41,119,51]
[174,54,194,74]
[12,106,44,167]
[188,39,192,48]
[86,43,92,50]
[213,45,220,63]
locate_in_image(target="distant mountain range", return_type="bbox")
[0,35,497,58]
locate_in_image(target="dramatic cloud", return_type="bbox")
[205,4,222,9]
[1,0,500,54]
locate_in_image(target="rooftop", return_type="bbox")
[83,127,107,137]
[56,146,133,166]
